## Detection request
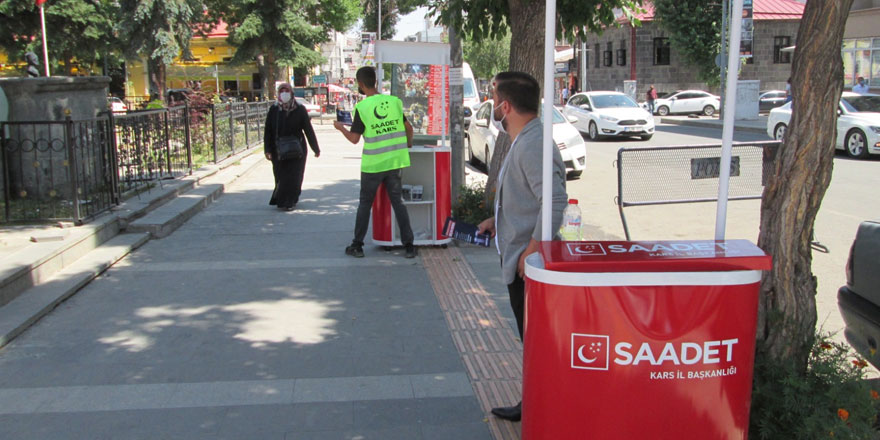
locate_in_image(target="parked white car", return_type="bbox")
[466,100,587,179]
[109,97,127,114]
[296,98,322,118]
[563,92,655,141]
[653,90,720,116]
[767,92,880,159]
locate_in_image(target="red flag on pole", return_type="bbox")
[35,0,46,5]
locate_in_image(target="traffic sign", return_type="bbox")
[312,75,326,84]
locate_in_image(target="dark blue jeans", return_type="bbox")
[353,169,414,246]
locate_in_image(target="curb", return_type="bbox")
[660,117,768,134]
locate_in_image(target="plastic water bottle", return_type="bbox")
[559,199,583,241]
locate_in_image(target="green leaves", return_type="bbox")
[463,30,510,80]
[653,0,723,86]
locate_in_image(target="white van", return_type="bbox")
[463,63,480,129]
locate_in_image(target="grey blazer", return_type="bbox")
[495,117,569,284]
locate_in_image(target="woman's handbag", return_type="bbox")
[275,109,304,161]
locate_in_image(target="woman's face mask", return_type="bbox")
[279,92,292,103]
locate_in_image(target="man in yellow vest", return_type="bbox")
[333,66,416,259]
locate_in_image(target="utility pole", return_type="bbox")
[449,25,464,203]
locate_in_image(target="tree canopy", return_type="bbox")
[209,0,358,96]
[653,0,723,86]
[432,0,642,85]
[463,30,510,80]
[360,0,423,40]
[0,0,118,75]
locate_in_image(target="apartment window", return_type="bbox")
[653,38,670,65]
[594,44,601,68]
[604,42,613,67]
[773,36,792,63]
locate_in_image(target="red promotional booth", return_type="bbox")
[371,146,452,246]
[522,240,771,439]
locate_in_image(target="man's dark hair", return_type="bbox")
[356,67,377,88]
[493,71,540,114]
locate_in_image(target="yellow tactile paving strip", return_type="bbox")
[422,247,522,440]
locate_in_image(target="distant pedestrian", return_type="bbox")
[561,86,569,105]
[478,71,568,423]
[264,82,321,211]
[853,76,870,94]
[334,66,417,259]
[646,85,658,114]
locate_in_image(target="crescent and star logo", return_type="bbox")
[373,101,390,120]
[566,242,607,256]
[572,334,610,370]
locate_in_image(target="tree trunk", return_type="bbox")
[508,0,545,85]
[256,54,270,100]
[147,58,167,101]
[265,51,277,100]
[756,0,852,366]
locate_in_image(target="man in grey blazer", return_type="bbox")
[478,71,569,422]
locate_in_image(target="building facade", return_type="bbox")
[579,0,802,98]
[842,0,880,93]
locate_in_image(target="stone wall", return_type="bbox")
[579,20,800,98]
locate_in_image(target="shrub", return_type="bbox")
[750,332,880,439]
[453,183,490,225]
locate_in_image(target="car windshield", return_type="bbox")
[538,106,567,124]
[590,94,639,109]
[463,80,477,99]
[841,95,880,113]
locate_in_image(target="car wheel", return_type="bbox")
[640,134,653,141]
[773,123,786,141]
[588,121,600,141]
[703,105,716,116]
[657,106,669,116]
[845,129,869,159]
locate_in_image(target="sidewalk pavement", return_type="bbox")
[660,114,770,134]
[0,125,523,439]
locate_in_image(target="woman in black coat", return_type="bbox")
[264,83,320,210]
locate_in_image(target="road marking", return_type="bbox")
[0,372,472,414]
[114,257,416,271]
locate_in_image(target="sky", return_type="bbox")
[393,7,434,40]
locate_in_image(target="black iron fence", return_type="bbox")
[1,101,272,224]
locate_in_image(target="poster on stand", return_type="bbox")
[391,64,448,136]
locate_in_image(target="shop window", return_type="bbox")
[653,38,670,65]
[773,36,791,64]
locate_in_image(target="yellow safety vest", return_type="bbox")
[355,94,410,173]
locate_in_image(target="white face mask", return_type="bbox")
[492,101,508,135]
[279,92,292,103]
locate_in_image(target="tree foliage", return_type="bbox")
[653,0,723,86]
[210,0,358,97]
[463,30,510,80]
[116,0,208,97]
[360,0,423,40]
[432,0,642,85]
[0,0,118,75]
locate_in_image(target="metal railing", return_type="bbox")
[1,101,272,224]
[615,141,781,240]
[1,117,118,224]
